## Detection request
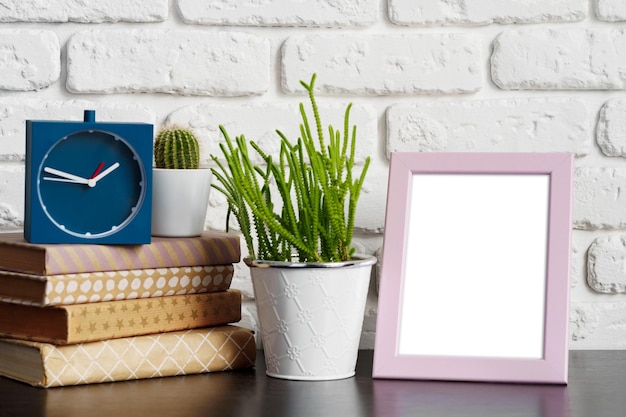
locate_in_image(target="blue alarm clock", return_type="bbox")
[24,110,153,244]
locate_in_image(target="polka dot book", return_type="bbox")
[0,265,234,307]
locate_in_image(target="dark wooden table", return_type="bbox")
[0,350,624,417]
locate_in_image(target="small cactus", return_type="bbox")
[154,127,200,169]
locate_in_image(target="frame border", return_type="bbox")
[373,152,573,384]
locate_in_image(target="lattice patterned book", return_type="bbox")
[0,325,256,387]
[0,232,240,275]
[0,290,242,344]
[0,265,234,306]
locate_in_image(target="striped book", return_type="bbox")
[0,290,242,344]
[0,232,240,275]
[0,325,256,387]
[0,265,234,307]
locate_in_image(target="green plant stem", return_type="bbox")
[210,73,370,263]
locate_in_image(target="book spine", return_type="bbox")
[37,326,256,387]
[0,265,234,307]
[0,290,242,344]
[43,234,241,275]
[0,232,240,275]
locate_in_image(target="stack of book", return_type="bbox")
[0,232,256,388]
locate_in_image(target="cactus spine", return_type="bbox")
[154,128,200,169]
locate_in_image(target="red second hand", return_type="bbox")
[90,162,105,179]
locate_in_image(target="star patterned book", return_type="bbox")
[0,325,256,387]
[0,232,240,275]
[0,290,241,344]
[0,264,234,307]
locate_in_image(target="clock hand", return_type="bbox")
[43,167,89,184]
[43,177,90,184]
[90,162,105,179]
[88,162,120,187]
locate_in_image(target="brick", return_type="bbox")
[597,0,626,22]
[571,302,626,348]
[282,34,481,94]
[165,101,379,232]
[0,163,25,231]
[0,30,59,91]
[389,0,586,25]
[597,99,626,157]
[492,29,626,90]
[67,30,270,96]
[0,99,154,160]
[387,98,590,157]
[177,0,378,27]
[587,235,626,293]
[0,1,167,22]
[573,167,626,230]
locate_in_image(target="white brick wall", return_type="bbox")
[386,98,590,157]
[492,29,626,90]
[389,0,587,25]
[573,167,626,230]
[0,1,168,22]
[597,0,626,22]
[0,0,625,350]
[597,99,626,156]
[587,235,626,293]
[0,30,60,91]
[0,164,24,230]
[282,34,482,94]
[67,30,270,95]
[177,0,379,26]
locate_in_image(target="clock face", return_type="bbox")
[36,130,146,238]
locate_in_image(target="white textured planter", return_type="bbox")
[151,168,212,237]
[247,255,376,381]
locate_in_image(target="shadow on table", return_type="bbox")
[372,378,569,417]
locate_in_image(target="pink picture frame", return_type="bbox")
[373,152,573,384]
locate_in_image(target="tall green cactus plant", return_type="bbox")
[210,74,370,263]
[154,127,200,169]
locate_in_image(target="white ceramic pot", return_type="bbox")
[151,168,212,237]
[247,255,376,380]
